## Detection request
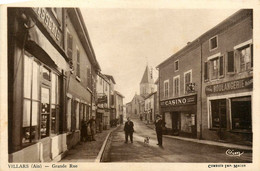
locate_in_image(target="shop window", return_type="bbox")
[236,45,252,72]
[173,76,180,97]
[70,99,75,131]
[210,99,227,129]
[51,73,60,134]
[231,96,251,130]
[22,54,40,144]
[164,80,169,98]
[76,101,80,130]
[66,97,72,131]
[175,60,179,71]
[209,36,218,50]
[184,70,192,94]
[76,48,80,78]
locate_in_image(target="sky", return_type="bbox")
[81,8,239,103]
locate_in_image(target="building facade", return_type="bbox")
[96,73,110,130]
[144,92,156,123]
[157,9,253,144]
[115,91,125,124]
[7,7,100,162]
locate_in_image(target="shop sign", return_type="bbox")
[33,8,62,45]
[160,95,197,108]
[205,77,253,95]
[97,95,107,104]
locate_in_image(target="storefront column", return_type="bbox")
[59,70,67,133]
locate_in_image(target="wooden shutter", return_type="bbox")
[76,49,80,77]
[204,61,208,81]
[219,56,224,77]
[87,68,91,88]
[67,31,73,59]
[227,51,235,73]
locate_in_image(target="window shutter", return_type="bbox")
[227,51,234,73]
[234,50,240,73]
[87,68,91,88]
[219,56,224,77]
[204,61,208,81]
[67,32,73,59]
[250,44,253,68]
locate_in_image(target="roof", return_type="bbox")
[104,74,116,84]
[68,8,101,71]
[115,90,125,98]
[140,65,154,84]
[156,9,252,69]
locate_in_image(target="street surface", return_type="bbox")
[102,118,252,162]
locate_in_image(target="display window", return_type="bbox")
[22,53,40,145]
[22,52,61,146]
[210,99,227,129]
[231,96,251,130]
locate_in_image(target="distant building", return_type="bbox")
[140,65,155,97]
[115,91,125,124]
[144,92,157,123]
[126,65,156,118]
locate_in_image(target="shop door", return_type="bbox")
[40,86,51,161]
[172,112,180,135]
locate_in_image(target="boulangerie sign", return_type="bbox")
[205,77,253,95]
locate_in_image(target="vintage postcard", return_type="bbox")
[0,0,260,170]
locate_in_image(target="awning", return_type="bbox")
[25,25,58,69]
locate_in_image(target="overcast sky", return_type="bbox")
[81,8,239,103]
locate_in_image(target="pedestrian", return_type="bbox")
[80,119,87,142]
[88,116,96,141]
[154,115,165,147]
[124,117,134,143]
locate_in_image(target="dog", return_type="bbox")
[143,137,150,146]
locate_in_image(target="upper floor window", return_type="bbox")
[184,70,192,94]
[164,80,169,98]
[173,76,180,97]
[87,67,91,89]
[209,36,218,50]
[76,47,80,78]
[237,45,253,72]
[174,60,179,72]
[205,53,224,81]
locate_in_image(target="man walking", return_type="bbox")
[155,115,165,147]
[88,116,96,141]
[124,117,134,143]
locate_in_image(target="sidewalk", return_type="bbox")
[60,126,118,162]
[141,119,252,151]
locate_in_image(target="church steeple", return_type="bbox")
[140,65,155,96]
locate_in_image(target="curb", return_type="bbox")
[163,135,252,151]
[94,125,121,162]
[141,120,252,151]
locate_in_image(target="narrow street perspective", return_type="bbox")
[102,118,252,162]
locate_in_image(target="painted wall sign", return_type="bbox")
[205,77,253,95]
[160,94,197,107]
[33,8,62,45]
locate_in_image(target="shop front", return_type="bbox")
[8,8,68,162]
[205,77,253,144]
[160,95,197,138]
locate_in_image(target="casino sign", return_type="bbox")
[160,95,197,108]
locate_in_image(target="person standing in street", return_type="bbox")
[155,115,165,147]
[88,116,96,141]
[124,117,134,143]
